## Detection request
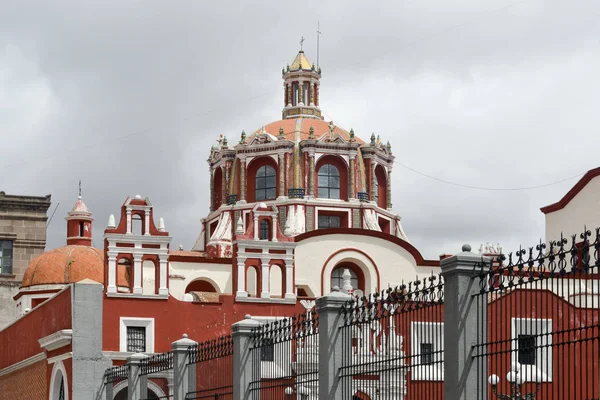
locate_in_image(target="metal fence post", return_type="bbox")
[127,353,148,400]
[315,289,352,400]
[440,244,489,400]
[172,334,198,400]
[232,315,261,400]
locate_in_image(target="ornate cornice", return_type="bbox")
[0,192,52,213]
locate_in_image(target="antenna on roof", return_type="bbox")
[316,21,322,68]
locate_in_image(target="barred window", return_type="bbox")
[518,334,536,365]
[127,326,147,353]
[0,240,13,275]
[420,342,434,365]
[318,215,340,229]
[255,165,277,201]
[259,220,270,240]
[260,338,274,362]
[318,164,340,199]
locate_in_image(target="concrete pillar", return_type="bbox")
[232,316,261,400]
[441,245,489,400]
[104,379,113,400]
[260,261,270,299]
[133,255,143,294]
[315,289,352,400]
[144,210,150,236]
[127,353,148,400]
[70,280,112,400]
[253,216,259,241]
[126,209,132,234]
[172,334,198,400]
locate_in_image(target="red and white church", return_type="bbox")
[0,50,443,399]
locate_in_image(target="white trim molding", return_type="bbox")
[119,317,155,353]
[0,353,46,377]
[410,321,444,381]
[47,352,73,365]
[511,317,552,382]
[49,360,69,400]
[39,329,73,352]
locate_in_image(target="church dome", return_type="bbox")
[20,245,104,288]
[247,118,364,144]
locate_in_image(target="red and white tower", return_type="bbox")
[65,193,94,247]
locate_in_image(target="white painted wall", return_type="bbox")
[294,234,440,297]
[142,260,156,295]
[168,261,232,300]
[545,175,600,243]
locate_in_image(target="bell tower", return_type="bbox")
[65,188,93,247]
[282,49,322,120]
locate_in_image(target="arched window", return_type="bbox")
[255,165,277,201]
[375,165,387,208]
[58,376,65,400]
[259,219,270,240]
[318,164,340,199]
[331,267,358,291]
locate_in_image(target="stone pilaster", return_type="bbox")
[349,153,356,200]
[298,80,304,105]
[287,83,292,106]
[209,166,214,211]
[386,168,392,210]
[278,153,285,198]
[371,161,378,203]
[239,157,247,202]
[221,165,227,205]
[308,150,316,197]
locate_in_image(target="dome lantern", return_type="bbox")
[65,183,94,246]
[282,49,322,120]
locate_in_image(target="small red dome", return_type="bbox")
[21,245,104,288]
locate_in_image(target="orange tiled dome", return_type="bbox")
[21,245,104,288]
[248,118,365,144]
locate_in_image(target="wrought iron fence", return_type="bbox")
[339,275,445,399]
[473,229,600,400]
[140,351,174,376]
[249,310,319,399]
[186,334,234,399]
[105,364,129,384]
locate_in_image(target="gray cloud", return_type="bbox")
[0,0,598,258]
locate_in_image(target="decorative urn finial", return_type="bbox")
[279,127,285,139]
[370,133,376,145]
[240,130,246,144]
[309,126,315,140]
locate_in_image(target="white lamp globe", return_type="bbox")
[488,374,500,386]
[284,387,294,395]
[511,361,521,373]
[507,370,518,383]
[515,373,523,385]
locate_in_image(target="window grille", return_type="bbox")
[259,220,270,240]
[518,334,537,365]
[0,240,13,275]
[127,326,146,353]
[318,164,341,199]
[260,338,274,362]
[255,165,277,201]
[58,376,65,400]
[420,342,434,365]
[318,215,340,229]
[331,267,358,290]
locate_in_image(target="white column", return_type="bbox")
[107,251,117,294]
[133,255,143,294]
[253,216,259,240]
[144,210,151,236]
[158,254,168,296]
[260,261,270,299]
[285,261,295,300]
[272,215,278,242]
[126,209,132,234]
[236,260,248,298]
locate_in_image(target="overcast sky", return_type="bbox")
[1,0,599,259]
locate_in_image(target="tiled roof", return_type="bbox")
[21,245,104,288]
[289,50,312,71]
[247,118,365,144]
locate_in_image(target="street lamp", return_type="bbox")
[488,363,541,399]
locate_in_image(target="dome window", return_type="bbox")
[318,164,341,199]
[255,165,277,201]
